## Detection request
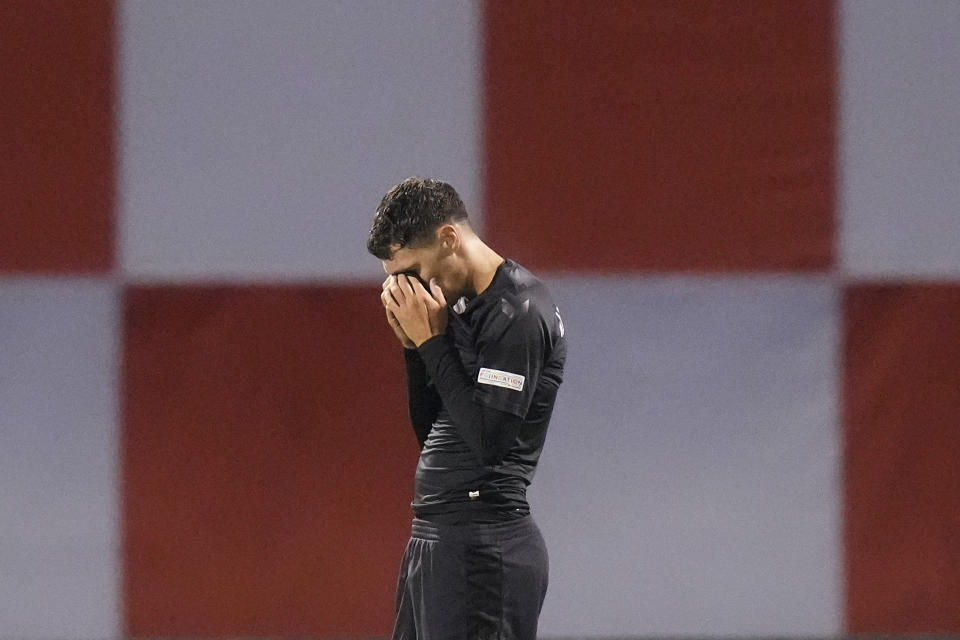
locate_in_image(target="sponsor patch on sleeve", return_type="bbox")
[477,367,525,392]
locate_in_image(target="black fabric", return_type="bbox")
[403,347,441,448]
[405,259,566,521]
[417,335,523,466]
[391,515,549,640]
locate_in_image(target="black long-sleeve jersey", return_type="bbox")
[403,258,566,523]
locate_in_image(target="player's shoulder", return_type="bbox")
[499,259,556,311]
[480,260,558,338]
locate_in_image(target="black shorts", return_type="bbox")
[391,515,549,640]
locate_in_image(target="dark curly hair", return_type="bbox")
[367,177,468,260]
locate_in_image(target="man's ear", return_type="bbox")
[437,224,459,252]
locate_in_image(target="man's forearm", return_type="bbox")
[404,347,441,448]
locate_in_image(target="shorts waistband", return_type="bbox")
[411,514,540,544]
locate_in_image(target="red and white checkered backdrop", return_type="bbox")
[2,1,959,638]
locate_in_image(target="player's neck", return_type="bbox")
[462,239,503,299]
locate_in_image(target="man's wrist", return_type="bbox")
[416,333,449,361]
[414,333,444,349]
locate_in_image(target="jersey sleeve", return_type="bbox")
[403,347,441,448]
[473,299,547,419]
[416,333,525,466]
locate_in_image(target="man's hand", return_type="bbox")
[383,274,448,347]
[381,276,416,349]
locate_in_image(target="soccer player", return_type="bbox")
[367,177,567,639]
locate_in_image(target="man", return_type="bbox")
[367,177,566,639]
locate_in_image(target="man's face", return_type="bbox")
[382,240,457,303]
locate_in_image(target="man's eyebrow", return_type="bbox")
[390,265,419,276]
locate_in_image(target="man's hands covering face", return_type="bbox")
[381,276,416,349]
[381,274,448,348]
